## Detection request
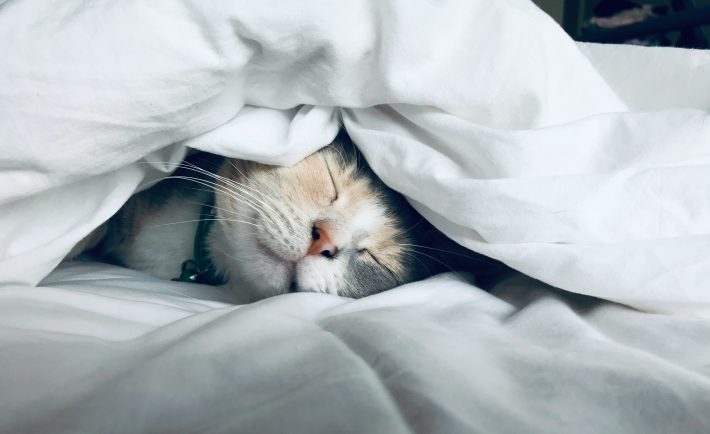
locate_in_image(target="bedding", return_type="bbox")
[1,0,710,432]
[0,262,706,433]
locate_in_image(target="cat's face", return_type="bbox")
[209,135,430,301]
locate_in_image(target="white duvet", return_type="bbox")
[1,0,710,432]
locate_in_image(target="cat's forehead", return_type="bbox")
[256,148,381,206]
[223,149,404,238]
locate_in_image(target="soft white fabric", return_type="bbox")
[0,262,705,433]
[2,0,710,431]
[1,0,709,316]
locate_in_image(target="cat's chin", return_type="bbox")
[208,232,293,302]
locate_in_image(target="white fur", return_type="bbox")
[296,255,345,294]
[348,203,385,239]
[123,200,200,280]
[210,213,296,302]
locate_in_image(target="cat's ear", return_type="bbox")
[419,224,507,280]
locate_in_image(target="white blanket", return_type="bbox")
[1,0,709,315]
[1,0,710,431]
[0,262,706,433]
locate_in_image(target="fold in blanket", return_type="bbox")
[1,262,708,433]
[0,0,709,315]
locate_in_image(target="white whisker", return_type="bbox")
[147,218,261,229]
[399,246,463,280]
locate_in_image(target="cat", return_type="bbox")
[74,131,501,302]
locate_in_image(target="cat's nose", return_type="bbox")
[308,222,338,258]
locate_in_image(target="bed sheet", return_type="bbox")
[0,263,708,433]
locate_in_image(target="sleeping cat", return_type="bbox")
[74,131,500,302]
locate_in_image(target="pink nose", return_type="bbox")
[308,222,338,258]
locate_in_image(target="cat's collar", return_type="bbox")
[174,200,226,286]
